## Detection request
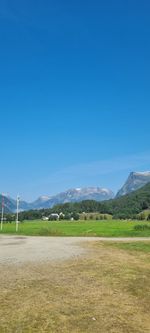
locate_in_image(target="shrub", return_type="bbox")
[134,224,150,231]
[147,214,150,221]
[72,213,80,220]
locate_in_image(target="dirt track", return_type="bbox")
[0,235,150,265]
[0,235,150,333]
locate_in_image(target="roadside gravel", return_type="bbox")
[0,235,150,265]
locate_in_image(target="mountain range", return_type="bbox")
[1,171,150,213]
[46,182,150,220]
[1,187,114,212]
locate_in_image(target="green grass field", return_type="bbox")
[1,219,150,237]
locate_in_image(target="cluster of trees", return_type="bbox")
[82,214,110,220]
[0,214,16,222]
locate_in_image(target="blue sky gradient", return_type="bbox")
[0,0,150,200]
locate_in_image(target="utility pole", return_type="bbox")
[16,195,20,232]
[1,195,4,232]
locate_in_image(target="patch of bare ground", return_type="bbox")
[0,241,150,333]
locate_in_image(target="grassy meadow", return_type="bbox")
[1,219,150,237]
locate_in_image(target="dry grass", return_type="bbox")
[0,242,150,333]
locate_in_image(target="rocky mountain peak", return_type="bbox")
[116,171,150,197]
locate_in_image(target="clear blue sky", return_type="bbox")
[0,0,150,201]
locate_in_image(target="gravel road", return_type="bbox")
[0,235,150,265]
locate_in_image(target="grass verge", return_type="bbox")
[1,220,150,237]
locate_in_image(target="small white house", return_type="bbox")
[42,216,49,221]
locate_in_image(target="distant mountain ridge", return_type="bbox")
[116,171,150,197]
[0,195,32,213]
[0,194,16,213]
[0,187,114,212]
[1,171,150,213]
[31,187,114,210]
